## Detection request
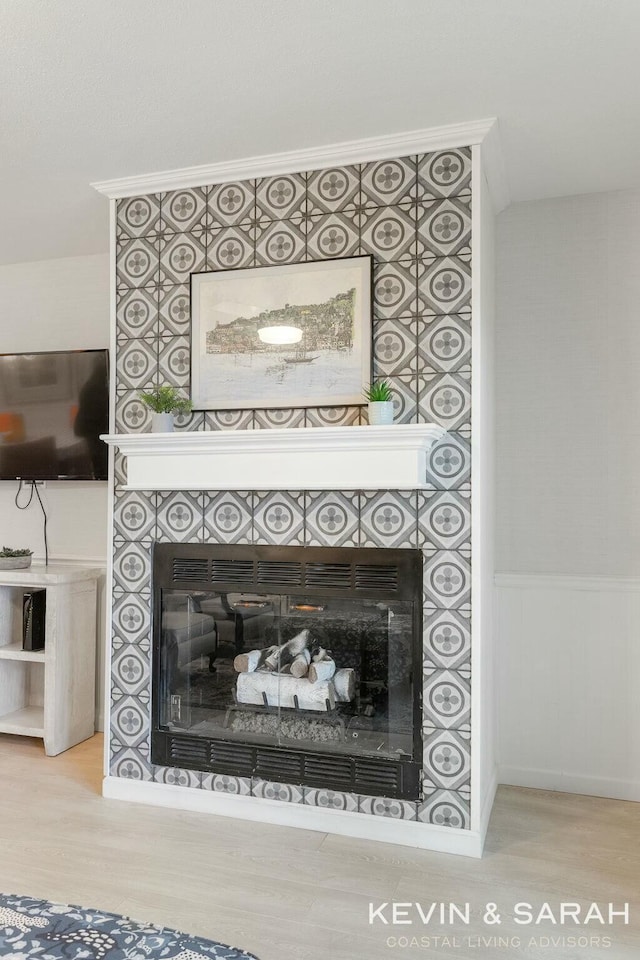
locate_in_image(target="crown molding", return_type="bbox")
[91,117,508,209]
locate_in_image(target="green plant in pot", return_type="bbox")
[363,380,395,425]
[0,546,33,570]
[138,386,192,433]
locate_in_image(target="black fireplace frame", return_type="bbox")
[151,543,423,800]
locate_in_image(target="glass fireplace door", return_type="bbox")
[157,587,416,761]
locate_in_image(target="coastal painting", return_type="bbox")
[190,256,372,410]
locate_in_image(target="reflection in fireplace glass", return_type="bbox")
[158,589,416,760]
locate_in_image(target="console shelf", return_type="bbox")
[0,564,100,756]
[0,642,45,663]
[0,706,45,738]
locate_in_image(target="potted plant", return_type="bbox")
[138,386,192,433]
[0,546,33,570]
[363,380,395,425]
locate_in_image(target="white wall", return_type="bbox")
[0,253,110,728]
[495,189,640,799]
[496,189,640,578]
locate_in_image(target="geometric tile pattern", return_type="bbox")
[424,550,472,614]
[423,669,471,731]
[201,773,252,796]
[358,796,417,820]
[416,197,472,263]
[113,491,156,541]
[423,609,471,672]
[417,490,471,552]
[302,788,358,811]
[253,491,305,546]
[360,490,418,548]
[251,780,304,803]
[156,491,204,543]
[116,338,157,390]
[421,728,471,796]
[112,146,473,828]
[416,791,470,830]
[203,491,253,544]
[304,491,359,547]
[112,540,152,595]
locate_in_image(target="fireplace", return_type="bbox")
[151,544,423,799]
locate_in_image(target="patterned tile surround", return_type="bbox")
[110,149,473,829]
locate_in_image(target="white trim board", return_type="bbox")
[479,767,499,843]
[499,767,640,803]
[103,776,485,858]
[495,572,640,593]
[41,555,107,568]
[91,118,509,212]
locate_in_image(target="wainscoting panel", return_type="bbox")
[496,573,640,801]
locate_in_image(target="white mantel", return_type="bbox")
[102,424,445,491]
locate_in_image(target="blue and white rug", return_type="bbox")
[0,893,260,959]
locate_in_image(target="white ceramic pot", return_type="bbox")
[151,412,174,433]
[0,556,32,570]
[367,401,394,425]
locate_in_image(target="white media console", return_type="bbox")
[0,564,100,755]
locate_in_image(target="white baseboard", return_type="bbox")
[479,766,498,839]
[499,766,640,802]
[103,776,484,858]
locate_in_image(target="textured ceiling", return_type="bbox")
[2,0,639,265]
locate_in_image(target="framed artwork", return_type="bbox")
[190,255,372,410]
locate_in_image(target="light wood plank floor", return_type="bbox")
[0,734,638,959]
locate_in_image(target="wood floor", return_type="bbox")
[0,735,638,960]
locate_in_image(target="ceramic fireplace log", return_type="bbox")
[234,630,311,675]
[236,670,336,711]
[333,668,356,702]
[262,629,311,671]
[233,648,267,673]
[308,657,337,684]
[289,649,311,678]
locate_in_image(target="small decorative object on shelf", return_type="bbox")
[0,546,33,570]
[138,386,192,433]
[364,379,395,425]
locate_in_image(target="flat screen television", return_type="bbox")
[0,349,109,481]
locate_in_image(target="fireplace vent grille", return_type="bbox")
[157,733,418,799]
[355,564,399,592]
[256,561,302,585]
[161,546,415,599]
[211,559,254,584]
[305,562,352,588]
[255,750,302,780]
[355,757,402,792]
[169,736,209,766]
[172,558,209,583]
[305,755,353,788]
[209,741,254,775]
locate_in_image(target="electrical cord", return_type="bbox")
[14,480,49,566]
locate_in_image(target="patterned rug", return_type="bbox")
[0,893,259,959]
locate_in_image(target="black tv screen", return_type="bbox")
[0,349,109,481]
